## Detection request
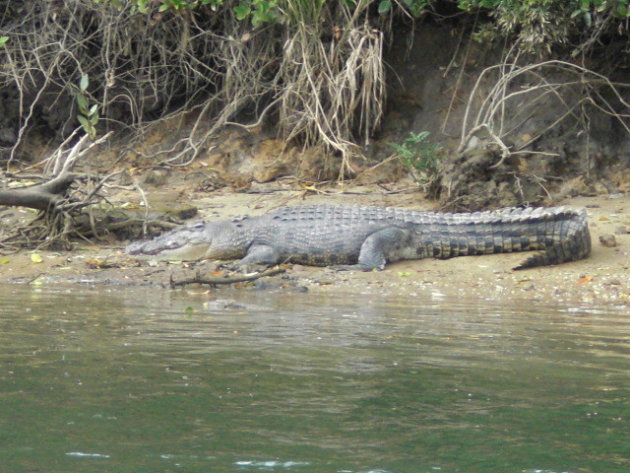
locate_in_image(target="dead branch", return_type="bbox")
[0,172,75,211]
[0,131,113,212]
[170,267,286,288]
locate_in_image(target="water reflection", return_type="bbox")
[0,285,628,473]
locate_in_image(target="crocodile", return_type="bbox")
[125,205,591,270]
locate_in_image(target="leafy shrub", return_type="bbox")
[390,132,442,190]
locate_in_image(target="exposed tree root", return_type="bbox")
[1,1,388,178]
[438,51,630,210]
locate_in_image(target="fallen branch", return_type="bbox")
[0,171,76,211]
[0,131,113,212]
[170,267,286,288]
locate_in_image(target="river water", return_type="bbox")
[0,285,628,473]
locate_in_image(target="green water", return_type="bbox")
[0,285,628,473]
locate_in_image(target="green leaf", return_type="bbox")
[136,0,149,13]
[234,3,251,20]
[79,74,89,92]
[378,0,392,14]
[159,4,170,12]
[407,0,429,16]
[77,114,90,130]
[76,95,89,114]
[0,36,9,47]
[88,104,99,116]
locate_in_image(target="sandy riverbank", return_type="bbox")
[1,182,628,307]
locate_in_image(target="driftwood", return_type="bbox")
[0,132,117,251]
[0,172,76,211]
[170,267,286,288]
[1,132,113,212]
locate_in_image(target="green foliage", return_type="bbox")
[157,0,223,12]
[75,75,99,140]
[458,0,630,18]
[234,0,279,27]
[91,0,223,13]
[455,0,630,52]
[377,0,431,16]
[0,36,9,47]
[86,0,630,32]
[85,0,432,22]
[569,0,630,23]
[389,132,442,188]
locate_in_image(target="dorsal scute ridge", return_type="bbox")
[267,204,585,226]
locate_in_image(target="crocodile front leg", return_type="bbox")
[238,244,281,266]
[333,227,415,271]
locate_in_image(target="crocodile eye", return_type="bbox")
[191,221,205,230]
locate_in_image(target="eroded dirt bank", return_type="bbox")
[1,178,628,307]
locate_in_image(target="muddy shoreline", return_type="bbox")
[1,182,628,307]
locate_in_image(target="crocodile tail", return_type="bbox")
[513,209,591,270]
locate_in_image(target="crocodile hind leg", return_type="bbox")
[332,227,414,271]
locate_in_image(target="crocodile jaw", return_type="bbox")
[126,239,211,261]
[142,242,210,261]
[126,219,249,262]
[125,220,212,261]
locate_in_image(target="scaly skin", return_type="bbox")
[126,205,591,270]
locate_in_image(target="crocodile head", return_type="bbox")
[126,219,248,261]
